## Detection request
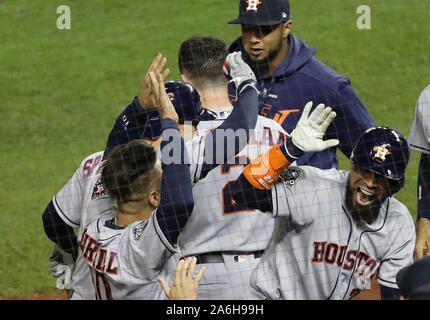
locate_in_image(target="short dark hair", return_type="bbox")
[178,36,228,87]
[101,140,158,205]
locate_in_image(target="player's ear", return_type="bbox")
[148,190,161,208]
[148,163,162,208]
[282,20,292,39]
[180,73,191,84]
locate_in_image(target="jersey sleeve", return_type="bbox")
[271,167,318,223]
[408,85,430,154]
[271,167,340,225]
[377,209,416,289]
[121,212,179,281]
[52,152,104,228]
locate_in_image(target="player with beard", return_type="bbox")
[239,23,286,76]
[231,110,415,300]
[344,167,389,226]
[227,0,375,170]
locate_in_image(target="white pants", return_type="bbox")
[196,252,264,300]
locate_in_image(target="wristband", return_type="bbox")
[243,144,291,190]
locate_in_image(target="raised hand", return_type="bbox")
[223,51,257,95]
[148,71,179,123]
[291,101,339,152]
[138,53,170,109]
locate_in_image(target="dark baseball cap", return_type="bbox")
[396,256,430,300]
[228,0,290,26]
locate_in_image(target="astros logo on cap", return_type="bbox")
[246,0,262,12]
[372,144,391,162]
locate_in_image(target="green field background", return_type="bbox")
[1,0,429,298]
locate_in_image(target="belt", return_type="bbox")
[194,250,264,264]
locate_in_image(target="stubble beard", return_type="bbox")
[242,36,285,75]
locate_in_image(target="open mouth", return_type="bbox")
[249,48,264,57]
[355,187,377,206]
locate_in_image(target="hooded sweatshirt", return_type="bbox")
[229,34,375,169]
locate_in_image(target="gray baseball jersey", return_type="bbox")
[250,166,415,300]
[81,212,178,300]
[179,107,289,299]
[408,84,430,154]
[52,151,115,299]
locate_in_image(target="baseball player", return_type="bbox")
[80,72,195,299]
[43,149,111,299]
[407,84,430,260]
[42,53,179,299]
[227,0,375,169]
[104,37,290,299]
[178,48,288,300]
[231,103,415,299]
[42,82,201,299]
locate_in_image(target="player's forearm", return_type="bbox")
[200,85,259,177]
[230,138,301,210]
[231,174,273,212]
[157,118,194,245]
[104,97,149,157]
[417,153,430,220]
[42,201,79,260]
[241,138,304,191]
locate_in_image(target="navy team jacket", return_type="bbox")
[228,33,375,169]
